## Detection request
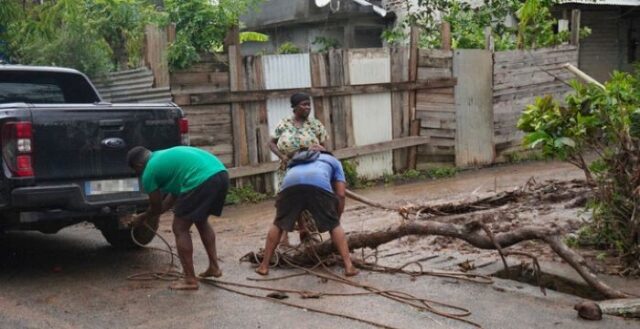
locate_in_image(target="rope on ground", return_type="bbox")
[199,278,402,329]
[127,222,182,281]
[256,212,483,328]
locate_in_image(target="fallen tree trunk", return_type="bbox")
[599,298,640,318]
[288,221,633,299]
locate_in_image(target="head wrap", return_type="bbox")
[290,92,310,108]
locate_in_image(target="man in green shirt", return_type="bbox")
[127,146,229,290]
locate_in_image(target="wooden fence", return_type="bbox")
[102,25,580,193]
[493,45,578,156]
[169,47,452,193]
[416,45,578,167]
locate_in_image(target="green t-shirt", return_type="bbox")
[141,146,226,195]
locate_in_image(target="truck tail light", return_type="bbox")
[2,121,34,177]
[179,118,189,145]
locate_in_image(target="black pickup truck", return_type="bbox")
[0,65,187,247]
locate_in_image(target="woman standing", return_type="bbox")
[269,92,328,168]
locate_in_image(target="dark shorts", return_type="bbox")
[274,185,339,233]
[174,171,229,222]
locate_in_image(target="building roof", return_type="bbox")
[559,0,640,6]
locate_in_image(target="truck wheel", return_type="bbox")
[99,215,159,249]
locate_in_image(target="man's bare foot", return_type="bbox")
[255,266,269,276]
[344,267,359,277]
[169,279,199,290]
[199,267,222,278]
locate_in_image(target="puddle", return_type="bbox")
[493,264,607,301]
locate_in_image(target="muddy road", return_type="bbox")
[1,161,639,329]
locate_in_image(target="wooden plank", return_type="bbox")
[416,91,454,104]
[454,49,495,167]
[228,42,248,168]
[418,67,452,80]
[493,45,577,64]
[144,25,170,87]
[420,119,456,130]
[329,49,351,149]
[188,79,456,105]
[170,72,211,85]
[231,104,249,166]
[494,56,577,71]
[416,110,456,120]
[416,103,456,112]
[570,9,581,46]
[418,49,453,61]
[226,136,431,178]
[407,119,420,169]
[408,27,420,170]
[418,57,453,68]
[310,52,334,150]
[441,22,452,51]
[172,84,230,95]
[243,56,260,166]
[172,94,190,106]
[390,46,409,171]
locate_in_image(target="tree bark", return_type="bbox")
[289,221,633,299]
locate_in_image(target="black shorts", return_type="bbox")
[174,171,229,222]
[274,185,339,233]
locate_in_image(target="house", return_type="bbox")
[556,0,640,82]
[385,0,640,83]
[240,0,395,55]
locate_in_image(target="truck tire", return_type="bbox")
[99,215,159,249]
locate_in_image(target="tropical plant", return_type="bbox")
[163,0,261,69]
[8,0,114,77]
[240,31,269,43]
[381,26,406,46]
[88,0,162,69]
[0,0,22,61]
[517,72,640,274]
[276,41,301,54]
[312,36,340,52]
[397,0,587,50]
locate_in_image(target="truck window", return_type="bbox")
[0,71,101,104]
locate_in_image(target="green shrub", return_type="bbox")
[518,70,640,273]
[225,185,267,205]
[276,42,301,54]
[426,167,457,179]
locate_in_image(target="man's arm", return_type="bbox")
[332,181,346,219]
[132,190,164,225]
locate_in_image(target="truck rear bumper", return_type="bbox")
[11,184,148,210]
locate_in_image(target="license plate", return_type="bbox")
[85,178,140,195]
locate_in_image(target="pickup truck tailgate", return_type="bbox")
[30,103,183,180]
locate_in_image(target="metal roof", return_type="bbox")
[558,0,640,6]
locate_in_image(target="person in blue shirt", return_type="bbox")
[255,147,358,277]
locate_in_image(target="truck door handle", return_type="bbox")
[99,119,124,130]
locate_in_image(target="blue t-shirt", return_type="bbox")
[280,154,346,193]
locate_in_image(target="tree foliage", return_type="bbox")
[1,0,261,74]
[517,72,640,274]
[2,0,160,76]
[164,0,261,69]
[386,0,589,50]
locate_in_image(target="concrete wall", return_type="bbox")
[241,0,389,55]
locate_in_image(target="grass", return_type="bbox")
[225,185,268,205]
[503,150,546,163]
[344,161,458,189]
